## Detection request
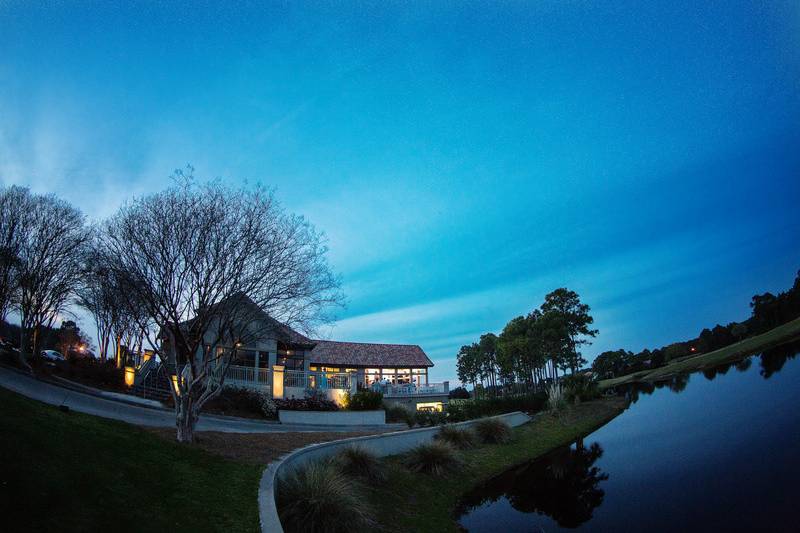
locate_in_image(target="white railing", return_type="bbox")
[207,364,271,391]
[284,370,353,391]
[380,381,449,397]
[226,365,271,388]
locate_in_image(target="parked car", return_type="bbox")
[40,350,65,363]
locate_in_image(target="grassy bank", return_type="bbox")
[599,317,800,389]
[0,387,263,532]
[367,397,628,532]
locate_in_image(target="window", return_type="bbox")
[365,368,381,385]
[416,402,443,412]
[232,349,257,367]
[278,347,305,370]
[396,368,411,384]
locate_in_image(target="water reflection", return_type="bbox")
[457,338,800,532]
[456,440,608,529]
[758,339,800,378]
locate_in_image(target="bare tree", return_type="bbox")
[0,186,31,324]
[100,174,343,442]
[15,193,91,363]
[76,248,117,361]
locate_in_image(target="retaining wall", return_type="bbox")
[278,409,385,426]
[258,410,531,533]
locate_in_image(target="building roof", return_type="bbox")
[309,340,434,368]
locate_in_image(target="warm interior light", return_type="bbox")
[416,402,443,412]
[124,366,135,387]
[331,388,349,408]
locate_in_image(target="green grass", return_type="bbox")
[599,317,800,389]
[0,387,262,532]
[367,397,628,532]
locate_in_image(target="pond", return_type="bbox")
[456,340,800,532]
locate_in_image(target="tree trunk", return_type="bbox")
[114,335,122,368]
[175,394,198,443]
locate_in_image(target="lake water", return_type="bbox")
[456,341,800,532]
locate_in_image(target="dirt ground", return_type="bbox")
[148,427,395,464]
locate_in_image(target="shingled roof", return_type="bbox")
[310,340,434,368]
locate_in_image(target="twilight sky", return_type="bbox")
[1,1,799,383]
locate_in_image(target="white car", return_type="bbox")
[40,350,65,362]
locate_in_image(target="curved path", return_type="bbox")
[0,366,395,433]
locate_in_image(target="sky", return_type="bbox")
[1,1,799,383]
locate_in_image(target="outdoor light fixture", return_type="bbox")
[124,366,135,387]
[171,375,180,395]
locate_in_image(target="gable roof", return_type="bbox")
[200,292,314,346]
[310,340,434,368]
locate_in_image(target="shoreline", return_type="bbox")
[598,317,800,389]
[366,396,629,532]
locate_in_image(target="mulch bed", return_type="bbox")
[147,427,395,464]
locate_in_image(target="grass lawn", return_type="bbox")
[0,387,263,532]
[598,317,800,389]
[367,397,628,533]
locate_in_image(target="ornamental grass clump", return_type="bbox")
[546,382,566,412]
[404,441,463,477]
[473,417,512,444]
[277,460,374,533]
[435,424,477,450]
[333,445,387,483]
[384,404,416,428]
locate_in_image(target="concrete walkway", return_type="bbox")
[0,366,399,433]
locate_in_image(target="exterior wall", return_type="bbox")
[383,394,449,411]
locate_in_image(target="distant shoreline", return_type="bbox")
[599,317,800,389]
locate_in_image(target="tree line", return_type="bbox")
[0,170,342,442]
[456,288,597,394]
[592,270,800,379]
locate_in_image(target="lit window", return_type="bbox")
[416,402,443,412]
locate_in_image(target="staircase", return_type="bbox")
[131,361,172,402]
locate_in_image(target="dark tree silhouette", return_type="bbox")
[457,441,608,528]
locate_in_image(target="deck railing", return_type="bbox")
[284,370,353,391]
[225,365,271,389]
[380,381,449,397]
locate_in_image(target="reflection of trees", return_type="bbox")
[734,357,752,372]
[759,340,800,379]
[625,381,655,404]
[457,442,608,528]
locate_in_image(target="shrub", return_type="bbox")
[259,396,278,419]
[404,441,463,476]
[346,389,383,411]
[546,382,566,412]
[277,460,374,533]
[414,409,447,427]
[50,358,126,391]
[384,404,415,428]
[435,424,476,450]
[203,386,266,418]
[333,445,386,483]
[446,391,547,422]
[473,417,512,444]
[562,373,600,404]
[275,396,338,412]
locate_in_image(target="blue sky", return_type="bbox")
[1,1,799,382]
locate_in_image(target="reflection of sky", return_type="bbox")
[461,353,800,531]
[2,2,799,381]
